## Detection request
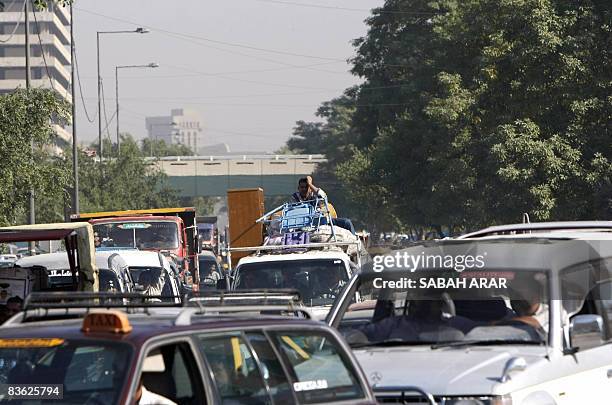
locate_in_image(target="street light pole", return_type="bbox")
[70,4,79,214]
[25,0,35,232]
[96,27,149,160]
[115,63,158,152]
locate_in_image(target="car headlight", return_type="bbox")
[442,396,512,405]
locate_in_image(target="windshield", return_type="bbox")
[93,221,179,250]
[99,269,122,292]
[340,269,549,348]
[0,339,131,404]
[198,256,220,287]
[198,226,213,242]
[234,259,348,306]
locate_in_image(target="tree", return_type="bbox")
[77,135,180,212]
[0,88,71,225]
[343,0,611,230]
[140,138,194,157]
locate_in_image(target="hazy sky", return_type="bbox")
[72,0,382,152]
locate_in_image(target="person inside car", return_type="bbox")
[134,376,177,405]
[503,282,547,335]
[359,298,465,343]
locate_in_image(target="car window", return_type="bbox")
[271,331,365,404]
[198,334,271,405]
[0,339,131,405]
[139,342,204,405]
[246,333,296,404]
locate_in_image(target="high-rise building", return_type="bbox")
[146,108,203,153]
[0,1,72,147]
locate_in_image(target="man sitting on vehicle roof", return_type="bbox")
[292,176,327,204]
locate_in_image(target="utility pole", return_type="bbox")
[96,32,102,160]
[25,1,34,218]
[25,0,35,252]
[70,5,79,214]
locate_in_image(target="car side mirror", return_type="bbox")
[216,278,228,290]
[569,314,604,352]
[500,356,527,382]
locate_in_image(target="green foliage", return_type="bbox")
[140,138,194,157]
[187,196,215,216]
[78,135,180,212]
[0,88,71,225]
[286,0,611,233]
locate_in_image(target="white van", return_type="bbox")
[232,249,356,319]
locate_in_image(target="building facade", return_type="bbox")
[146,108,203,153]
[0,1,72,146]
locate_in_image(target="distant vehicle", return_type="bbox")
[114,250,181,303]
[198,251,221,290]
[15,251,134,293]
[0,293,376,405]
[0,254,18,262]
[0,223,98,296]
[327,233,612,404]
[71,208,200,286]
[197,216,218,252]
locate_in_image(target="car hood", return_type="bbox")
[354,345,547,396]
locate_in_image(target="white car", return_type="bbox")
[327,233,612,404]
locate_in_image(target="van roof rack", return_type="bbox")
[174,304,313,326]
[227,241,359,253]
[23,292,182,310]
[187,289,302,307]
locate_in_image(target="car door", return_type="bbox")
[553,280,612,404]
[195,328,373,405]
[197,331,274,404]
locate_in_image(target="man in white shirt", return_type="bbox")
[292,176,327,203]
[134,377,177,405]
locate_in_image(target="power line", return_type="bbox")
[159,63,340,91]
[0,0,25,43]
[72,35,97,123]
[250,0,437,15]
[75,7,347,62]
[100,80,116,139]
[110,98,417,108]
[102,61,348,80]
[31,6,55,92]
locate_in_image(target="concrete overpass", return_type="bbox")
[153,154,326,197]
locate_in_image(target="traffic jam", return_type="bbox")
[1,186,611,405]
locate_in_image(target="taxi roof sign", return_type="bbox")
[82,310,132,334]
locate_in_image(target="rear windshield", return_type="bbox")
[0,339,132,404]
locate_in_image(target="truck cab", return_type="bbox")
[71,208,199,287]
